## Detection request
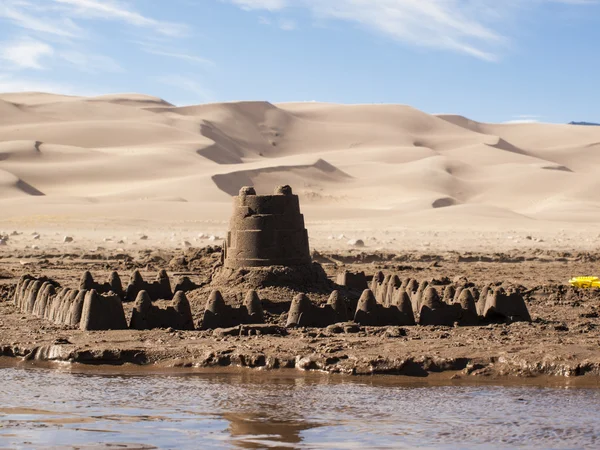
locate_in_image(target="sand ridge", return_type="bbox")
[2,92,600,235]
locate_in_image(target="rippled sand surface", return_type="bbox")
[0,366,598,449]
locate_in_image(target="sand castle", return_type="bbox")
[9,187,532,333]
[130,291,194,330]
[15,275,128,331]
[12,269,532,332]
[13,272,194,331]
[279,272,531,329]
[125,269,173,302]
[223,185,311,268]
[200,290,265,329]
[286,291,348,327]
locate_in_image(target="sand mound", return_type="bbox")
[2,93,600,231]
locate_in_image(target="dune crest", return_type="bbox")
[2,93,600,227]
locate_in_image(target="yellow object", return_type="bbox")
[569,276,600,288]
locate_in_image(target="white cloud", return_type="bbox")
[0,39,54,70]
[514,114,542,119]
[503,119,540,124]
[0,38,123,72]
[138,45,215,66]
[230,0,288,11]
[0,0,212,85]
[224,0,596,61]
[278,19,296,30]
[58,50,123,73]
[505,114,543,124]
[0,2,83,37]
[52,0,189,37]
[0,38,123,73]
[256,15,296,31]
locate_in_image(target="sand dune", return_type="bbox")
[2,92,600,245]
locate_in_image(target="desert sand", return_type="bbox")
[2,92,600,254]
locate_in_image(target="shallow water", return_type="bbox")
[0,365,599,449]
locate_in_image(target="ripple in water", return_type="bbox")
[0,367,598,449]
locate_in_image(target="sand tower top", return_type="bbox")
[223,185,311,268]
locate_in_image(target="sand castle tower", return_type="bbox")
[223,185,312,268]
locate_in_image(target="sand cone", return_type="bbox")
[286,293,313,327]
[244,290,264,324]
[453,286,464,303]
[108,271,124,299]
[483,288,531,323]
[354,289,379,326]
[391,288,416,325]
[25,280,43,314]
[80,290,128,331]
[125,270,145,302]
[130,290,153,330]
[371,271,384,292]
[327,290,348,323]
[419,287,460,326]
[172,291,195,330]
[411,280,429,314]
[79,271,94,290]
[457,289,478,325]
[34,282,53,318]
[68,290,86,326]
[476,285,490,316]
[442,285,456,304]
[14,275,31,305]
[406,279,419,296]
[157,269,172,299]
[202,290,228,329]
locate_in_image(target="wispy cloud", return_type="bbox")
[0,0,212,80]
[0,2,83,37]
[256,15,296,30]
[225,0,596,61]
[0,37,122,72]
[58,50,123,73]
[0,38,54,69]
[504,114,543,124]
[52,0,189,37]
[278,18,296,31]
[230,0,287,11]
[504,119,540,124]
[137,42,215,66]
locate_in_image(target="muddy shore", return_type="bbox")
[1,247,599,382]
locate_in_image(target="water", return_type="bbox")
[0,364,599,449]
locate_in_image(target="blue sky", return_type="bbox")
[0,0,598,123]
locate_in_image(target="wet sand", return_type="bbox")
[1,247,599,382]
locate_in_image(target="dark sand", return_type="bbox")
[1,247,599,382]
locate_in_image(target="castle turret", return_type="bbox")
[223,185,311,268]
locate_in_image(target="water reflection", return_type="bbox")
[225,413,319,449]
[0,364,598,449]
